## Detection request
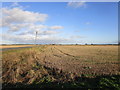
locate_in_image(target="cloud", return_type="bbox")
[41,30,59,35]
[1,33,35,43]
[8,24,28,32]
[2,8,48,26]
[67,1,86,8]
[1,33,73,44]
[27,24,47,32]
[1,7,63,32]
[18,30,59,36]
[49,25,64,30]
[5,23,63,33]
[11,2,20,7]
[17,31,34,35]
[1,5,65,44]
[7,23,62,35]
[6,2,30,11]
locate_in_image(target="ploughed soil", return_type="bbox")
[2,45,120,89]
[38,45,119,75]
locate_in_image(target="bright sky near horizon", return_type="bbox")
[0,2,118,44]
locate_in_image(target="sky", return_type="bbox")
[0,2,118,44]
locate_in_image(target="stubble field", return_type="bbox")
[2,45,120,89]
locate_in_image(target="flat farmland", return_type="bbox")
[2,45,120,88]
[0,45,35,49]
[41,45,119,75]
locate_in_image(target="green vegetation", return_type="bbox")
[3,75,120,89]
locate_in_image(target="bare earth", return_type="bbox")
[37,45,119,75]
[2,45,120,87]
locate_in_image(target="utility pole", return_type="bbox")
[35,31,38,45]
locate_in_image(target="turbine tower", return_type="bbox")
[35,31,38,45]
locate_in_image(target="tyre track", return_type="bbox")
[54,47,75,58]
[50,47,69,58]
[40,46,63,69]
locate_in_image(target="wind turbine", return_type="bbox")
[35,31,38,45]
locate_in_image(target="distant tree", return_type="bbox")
[85,43,87,45]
